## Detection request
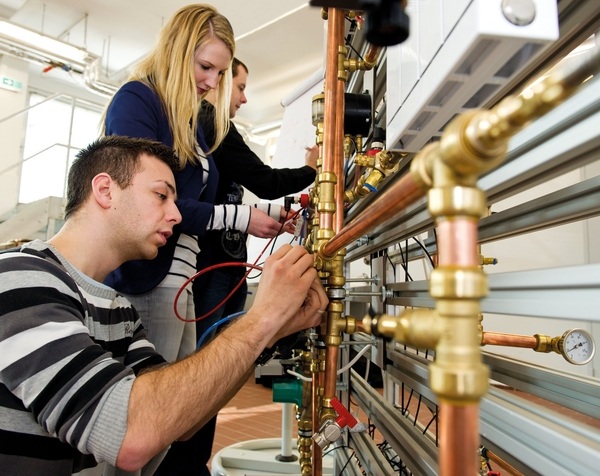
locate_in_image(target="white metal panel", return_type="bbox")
[419,0,443,74]
[442,0,471,40]
[400,0,420,105]
[387,0,559,153]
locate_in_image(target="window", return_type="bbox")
[19,92,103,203]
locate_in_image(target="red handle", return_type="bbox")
[331,397,358,429]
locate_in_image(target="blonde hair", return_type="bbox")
[104,4,234,168]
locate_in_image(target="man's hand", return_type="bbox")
[247,207,294,238]
[279,208,298,235]
[267,277,327,347]
[250,244,327,342]
[305,145,319,171]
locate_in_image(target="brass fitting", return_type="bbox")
[345,150,403,205]
[344,44,381,71]
[377,149,403,170]
[363,167,385,191]
[316,171,337,215]
[480,256,498,266]
[429,267,490,402]
[338,45,348,81]
[314,122,324,149]
[320,396,338,427]
[354,153,376,168]
[409,142,438,190]
[534,333,553,353]
[362,308,440,349]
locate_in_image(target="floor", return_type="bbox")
[208,375,600,476]
[209,375,295,471]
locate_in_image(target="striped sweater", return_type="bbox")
[0,240,166,475]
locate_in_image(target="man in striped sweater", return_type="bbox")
[0,136,327,475]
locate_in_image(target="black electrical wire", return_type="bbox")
[396,242,413,282]
[246,262,264,280]
[413,236,436,268]
[386,251,397,281]
[268,217,287,255]
[413,394,422,427]
[337,451,360,476]
[422,411,438,442]
[322,444,353,457]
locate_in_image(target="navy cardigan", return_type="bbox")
[103,81,218,294]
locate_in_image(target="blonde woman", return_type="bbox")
[102,6,290,378]
[102,5,293,474]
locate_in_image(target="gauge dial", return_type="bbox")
[560,328,595,365]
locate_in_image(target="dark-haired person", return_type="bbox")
[185,57,318,476]
[0,135,327,476]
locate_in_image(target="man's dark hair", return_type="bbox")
[64,135,180,220]
[232,57,248,78]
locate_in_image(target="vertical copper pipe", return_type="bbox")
[334,77,345,234]
[436,217,482,476]
[439,403,480,473]
[323,345,339,399]
[311,368,322,476]
[320,8,344,232]
[320,13,345,474]
[437,218,478,267]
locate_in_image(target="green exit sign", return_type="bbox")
[0,76,23,92]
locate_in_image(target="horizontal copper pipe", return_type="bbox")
[484,448,525,476]
[323,173,425,257]
[482,332,537,349]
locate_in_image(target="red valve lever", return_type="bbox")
[331,397,358,429]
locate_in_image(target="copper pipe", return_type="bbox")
[363,44,380,69]
[311,368,322,476]
[334,77,345,234]
[320,8,344,233]
[484,448,525,476]
[323,173,425,257]
[439,402,480,474]
[431,207,488,476]
[323,344,339,400]
[482,332,537,349]
[437,218,478,267]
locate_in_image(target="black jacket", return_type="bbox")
[197,101,316,266]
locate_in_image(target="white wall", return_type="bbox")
[0,55,29,219]
[245,75,324,267]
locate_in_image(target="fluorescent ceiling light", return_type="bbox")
[0,20,94,66]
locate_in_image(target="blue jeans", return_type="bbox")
[126,286,196,363]
[157,267,249,476]
[194,268,248,347]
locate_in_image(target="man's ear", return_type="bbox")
[91,173,114,210]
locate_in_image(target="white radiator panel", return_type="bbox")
[386,0,559,152]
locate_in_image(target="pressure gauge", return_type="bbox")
[558,328,596,365]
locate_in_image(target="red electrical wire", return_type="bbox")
[173,207,303,322]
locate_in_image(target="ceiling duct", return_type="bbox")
[0,18,116,97]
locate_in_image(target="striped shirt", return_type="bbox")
[0,240,166,475]
[163,154,252,291]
